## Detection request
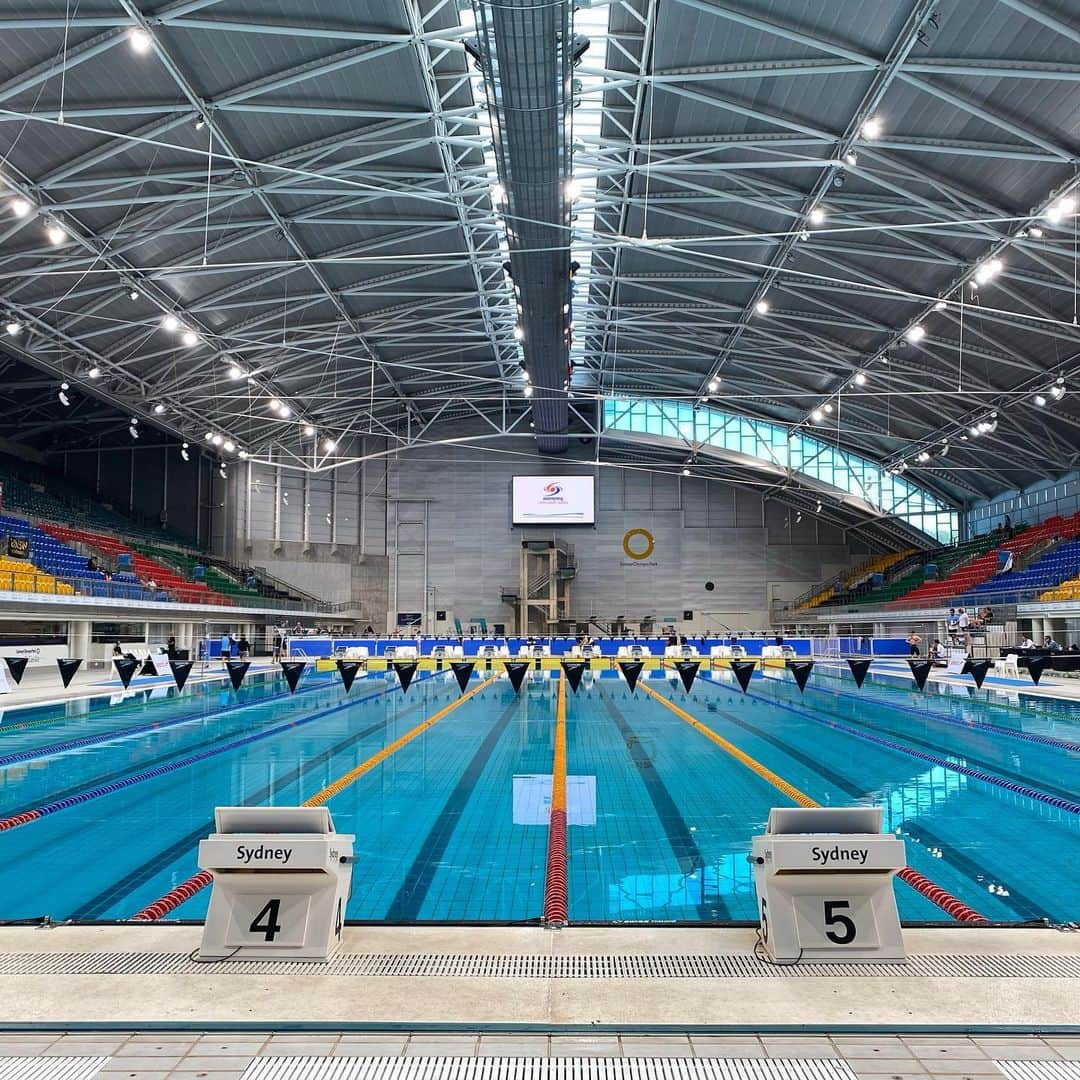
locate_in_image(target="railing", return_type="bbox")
[251,564,326,608]
[0,566,318,611]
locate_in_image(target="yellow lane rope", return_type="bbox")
[303,674,499,807]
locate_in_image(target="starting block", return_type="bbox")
[197,806,355,962]
[751,806,906,963]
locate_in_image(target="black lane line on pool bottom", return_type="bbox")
[72,680,440,920]
[704,698,1046,921]
[385,696,521,921]
[599,688,731,921]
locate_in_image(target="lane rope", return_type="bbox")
[735,681,1080,816]
[809,667,1080,753]
[542,670,569,927]
[131,673,498,921]
[639,681,988,924]
[0,674,435,835]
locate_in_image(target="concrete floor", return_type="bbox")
[0,660,280,709]
[0,924,1076,1031]
[0,1032,1078,1080]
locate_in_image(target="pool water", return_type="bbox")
[0,663,1076,924]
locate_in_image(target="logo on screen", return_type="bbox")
[541,482,566,503]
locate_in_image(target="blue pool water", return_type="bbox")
[0,663,1077,924]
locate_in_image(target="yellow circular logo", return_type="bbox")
[622,528,655,560]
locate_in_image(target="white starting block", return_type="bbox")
[751,806,906,963]
[197,806,355,962]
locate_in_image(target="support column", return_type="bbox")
[68,619,91,661]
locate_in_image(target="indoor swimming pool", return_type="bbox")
[0,663,1076,925]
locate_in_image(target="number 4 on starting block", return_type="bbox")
[197,806,354,962]
[752,806,906,963]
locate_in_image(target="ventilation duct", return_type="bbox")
[471,1,584,453]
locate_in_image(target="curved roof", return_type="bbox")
[0,0,1077,514]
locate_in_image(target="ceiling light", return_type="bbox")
[854,371,867,385]
[128,27,152,53]
[238,450,248,460]
[323,438,337,452]
[974,258,1003,286]
[1050,384,1066,401]
[969,425,980,437]
[823,402,833,413]
[492,183,505,203]
[303,424,316,437]
[809,207,826,225]
[524,384,534,397]
[153,403,166,414]
[181,330,198,347]
[1045,195,1076,224]
[223,440,235,453]
[1034,394,1047,407]
[278,404,291,417]
[87,366,101,379]
[755,299,769,314]
[811,409,824,423]
[129,425,139,439]
[5,320,20,335]
[10,196,31,218]
[521,369,530,381]
[916,451,931,463]
[860,116,883,139]
[228,364,243,380]
[211,434,223,446]
[218,462,227,478]
[933,300,947,311]
[205,431,215,441]
[128,288,139,301]
[905,324,926,343]
[844,151,858,167]
[513,325,524,340]
[180,444,190,462]
[708,378,720,392]
[162,313,179,332]
[567,177,582,201]
[681,467,691,477]
[269,399,281,412]
[1030,226,1044,238]
[46,223,66,245]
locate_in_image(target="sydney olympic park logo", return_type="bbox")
[540,482,567,504]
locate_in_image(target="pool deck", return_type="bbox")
[0,659,282,710]
[0,924,1076,1032]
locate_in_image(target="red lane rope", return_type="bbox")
[132,871,213,922]
[897,867,988,923]
[542,671,569,928]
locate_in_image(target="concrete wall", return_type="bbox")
[216,438,388,616]
[381,444,874,634]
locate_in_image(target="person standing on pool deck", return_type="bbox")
[220,631,232,667]
[906,631,921,657]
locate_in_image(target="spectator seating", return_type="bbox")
[892,513,1080,608]
[798,549,916,611]
[42,524,233,605]
[965,535,1080,604]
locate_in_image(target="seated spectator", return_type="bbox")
[86,555,98,573]
[1045,636,1062,653]
[1068,643,1080,654]
[1019,635,1037,650]
[112,642,123,658]
[929,639,948,665]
